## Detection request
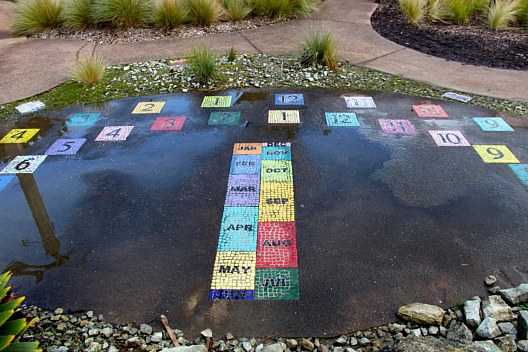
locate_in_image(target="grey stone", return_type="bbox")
[226,333,234,340]
[497,322,517,335]
[333,347,344,352]
[161,346,208,352]
[482,296,516,322]
[126,337,142,347]
[428,326,439,335]
[255,344,264,352]
[420,327,428,336]
[473,341,502,352]
[86,311,94,318]
[140,323,153,335]
[390,323,405,334]
[476,317,502,339]
[151,332,163,343]
[410,329,421,337]
[87,342,102,352]
[287,339,298,349]
[349,337,357,346]
[262,343,283,352]
[499,284,528,305]
[302,339,314,351]
[320,345,329,352]
[393,336,475,351]
[108,346,118,352]
[88,329,100,336]
[101,327,113,338]
[398,303,445,325]
[517,340,528,352]
[201,329,213,338]
[519,310,528,340]
[464,299,482,328]
[242,341,252,352]
[446,322,473,342]
[494,335,516,352]
[51,347,68,352]
[129,327,138,335]
[489,287,501,295]
[358,338,370,347]
[335,336,347,345]
[485,275,497,286]
[54,308,64,315]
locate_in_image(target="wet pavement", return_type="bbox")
[1,88,528,337]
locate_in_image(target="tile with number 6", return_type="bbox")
[0,155,47,174]
[473,145,519,164]
[150,116,186,131]
[0,128,40,144]
[46,138,87,155]
[95,126,134,141]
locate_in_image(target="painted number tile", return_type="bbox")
[473,145,520,164]
[0,175,15,192]
[429,130,470,147]
[218,206,259,252]
[132,102,165,114]
[0,129,39,144]
[261,160,293,182]
[509,164,528,186]
[379,119,416,135]
[344,96,377,109]
[65,113,100,126]
[46,138,87,155]
[150,116,186,131]
[275,94,304,105]
[0,155,47,174]
[413,104,449,118]
[268,110,300,124]
[230,155,262,175]
[209,112,241,126]
[262,146,291,161]
[95,126,134,141]
[201,96,232,108]
[325,112,359,127]
[473,117,514,132]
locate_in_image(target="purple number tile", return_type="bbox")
[46,138,87,155]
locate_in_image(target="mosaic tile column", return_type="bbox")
[210,143,299,301]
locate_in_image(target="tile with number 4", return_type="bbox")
[473,145,519,164]
[0,129,39,144]
[46,138,87,155]
[429,130,470,147]
[473,117,514,132]
[150,116,186,131]
[65,113,100,126]
[379,119,415,135]
[509,164,528,186]
[413,104,449,118]
[0,175,15,192]
[0,155,47,174]
[132,102,165,114]
[95,126,134,141]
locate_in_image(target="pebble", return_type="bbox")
[242,341,252,351]
[484,275,497,286]
[226,333,234,340]
[301,339,314,351]
[141,323,153,335]
[287,339,298,349]
[358,338,370,347]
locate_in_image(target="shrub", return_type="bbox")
[398,0,428,23]
[92,0,150,28]
[11,0,63,36]
[246,0,266,16]
[447,0,488,23]
[290,0,320,15]
[63,0,95,29]
[71,54,106,86]
[261,0,291,18]
[223,0,251,20]
[151,0,188,30]
[227,46,237,61]
[0,271,41,352]
[427,0,449,21]
[517,0,528,22]
[188,46,218,84]
[488,0,519,29]
[299,29,337,70]
[187,0,223,25]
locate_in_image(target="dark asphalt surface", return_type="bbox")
[1,88,528,337]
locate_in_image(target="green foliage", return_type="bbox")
[299,29,337,70]
[227,46,237,61]
[0,272,41,352]
[261,0,291,18]
[516,0,528,22]
[11,0,63,36]
[151,0,188,30]
[223,0,251,20]
[93,0,150,28]
[398,0,428,23]
[427,0,449,21]
[289,0,319,15]
[187,0,224,25]
[188,46,218,84]
[488,0,519,29]
[71,55,106,86]
[63,0,95,29]
[447,0,488,24]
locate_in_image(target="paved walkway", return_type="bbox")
[1,0,527,104]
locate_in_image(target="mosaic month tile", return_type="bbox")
[209,289,254,300]
[218,207,259,252]
[230,155,262,175]
[259,182,295,222]
[225,174,261,207]
[211,251,256,290]
[255,268,299,300]
[262,146,292,161]
[257,222,298,268]
[261,160,293,182]
[233,143,262,155]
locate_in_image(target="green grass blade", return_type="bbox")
[0,297,25,313]
[4,341,41,352]
[0,335,16,350]
[0,310,15,326]
[0,272,12,291]
[0,318,27,337]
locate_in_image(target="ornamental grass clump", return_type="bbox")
[151,0,188,30]
[299,30,337,70]
[223,0,251,21]
[62,0,95,29]
[487,0,519,29]
[71,54,106,86]
[427,0,449,21]
[188,46,218,84]
[0,271,41,352]
[516,0,528,22]
[227,46,237,61]
[93,0,150,28]
[187,0,224,25]
[398,0,428,23]
[261,0,292,18]
[447,0,488,24]
[11,0,63,36]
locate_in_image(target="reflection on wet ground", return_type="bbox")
[1,89,528,337]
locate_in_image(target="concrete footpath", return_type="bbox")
[0,0,527,104]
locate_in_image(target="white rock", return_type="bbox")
[482,295,516,322]
[484,275,497,286]
[476,317,501,339]
[201,329,213,338]
[161,346,208,352]
[410,329,421,337]
[101,327,113,338]
[473,341,502,352]
[498,322,517,335]
[428,326,439,335]
[261,343,283,352]
[398,303,445,325]
[517,340,528,352]
[242,341,252,352]
[494,335,517,352]
[464,299,482,328]
[140,323,153,335]
[500,284,528,305]
[151,332,163,342]
[87,342,102,352]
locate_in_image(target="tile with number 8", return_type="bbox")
[0,155,47,174]
[150,116,186,131]
[473,145,519,164]
[0,129,40,144]
[46,138,86,155]
[95,126,134,141]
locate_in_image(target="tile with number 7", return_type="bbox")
[150,116,186,131]
[0,129,39,144]
[0,155,47,174]
[46,138,87,155]
[473,145,519,164]
[95,126,134,141]
[413,104,449,118]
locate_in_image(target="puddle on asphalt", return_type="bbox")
[1,89,528,336]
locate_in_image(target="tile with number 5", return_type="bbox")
[473,145,519,164]
[0,129,40,143]
[150,116,186,131]
[46,138,87,155]
[95,126,134,141]
[0,155,47,174]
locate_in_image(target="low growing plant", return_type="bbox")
[427,0,449,21]
[11,0,63,36]
[299,29,337,70]
[71,54,106,86]
[447,0,488,24]
[516,0,528,22]
[261,0,291,18]
[0,271,41,352]
[227,46,237,61]
[151,0,188,30]
[488,0,519,29]
[223,0,251,20]
[92,0,150,28]
[188,46,218,84]
[62,0,95,29]
[398,0,428,23]
[187,0,224,25]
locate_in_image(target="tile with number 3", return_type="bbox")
[0,129,39,144]
[0,155,47,174]
[429,130,470,147]
[150,116,186,131]
[473,145,519,164]
[95,126,134,141]
[46,138,87,155]
[65,113,100,126]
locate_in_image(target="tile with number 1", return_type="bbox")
[95,126,134,141]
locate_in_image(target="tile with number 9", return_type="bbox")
[0,155,47,174]
[473,145,519,164]
[0,129,39,143]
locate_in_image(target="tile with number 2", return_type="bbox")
[132,102,165,114]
